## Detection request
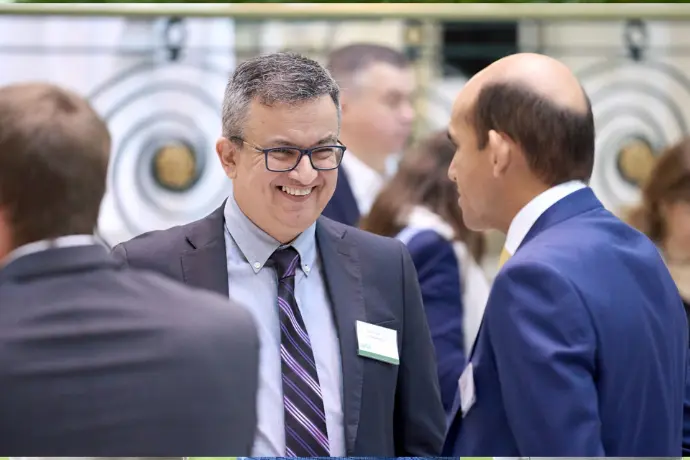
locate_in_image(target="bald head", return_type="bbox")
[451,53,595,186]
[467,53,588,114]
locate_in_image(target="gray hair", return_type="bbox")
[221,52,341,139]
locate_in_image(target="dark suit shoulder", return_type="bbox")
[320,216,406,254]
[111,215,210,281]
[114,221,190,259]
[112,266,258,352]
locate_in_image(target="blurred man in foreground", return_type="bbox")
[443,53,687,455]
[0,83,260,455]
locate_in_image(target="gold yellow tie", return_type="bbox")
[498,247,511,269]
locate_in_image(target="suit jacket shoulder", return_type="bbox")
[112,207,221,282]
[0,246,259,455]
[112,223,187,267]
[319,216,407,258]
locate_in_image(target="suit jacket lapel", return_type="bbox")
[466,189,601,362]
[316,217,366,455]
[180,203,229,297]
[519,187,602,251]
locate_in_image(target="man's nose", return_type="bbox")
[288,154,318,184]
[448,157,457,182]
[400,101,415,125]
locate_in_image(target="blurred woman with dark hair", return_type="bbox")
[360,130,490,413]
[628,138,690,455]
[628,137,690,325]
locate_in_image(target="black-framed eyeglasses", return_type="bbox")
[231,136,346,172]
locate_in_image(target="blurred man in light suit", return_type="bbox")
[0,83,259,455]
[443,53,687,455]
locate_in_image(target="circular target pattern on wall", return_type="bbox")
[89,61,231,239]
[577,59,690,211]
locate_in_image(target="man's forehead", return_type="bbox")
[354,62,414,92]
[450,74,485,122]
[450,92,472,125]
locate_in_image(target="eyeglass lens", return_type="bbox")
[267,146,344,171]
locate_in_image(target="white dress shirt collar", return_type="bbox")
[223,194,317,276]
[340,150,385,216]
[2,234,100,267]
[504,180,587,256]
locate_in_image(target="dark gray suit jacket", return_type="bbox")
[0,244,259,456]
[112,204,446,456]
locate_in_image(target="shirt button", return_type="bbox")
[253,262,261,269]
[303,265,310,272]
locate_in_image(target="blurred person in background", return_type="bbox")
[628,137,690,324]
[626,137,690,454]
[0,82,260,455]
[322,43,416,226]
[360,130,490,414]
[443,53,686,456]
[113,51,445,457]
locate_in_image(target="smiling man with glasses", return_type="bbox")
[112,51,445,457]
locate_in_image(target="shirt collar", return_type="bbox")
[2,234,100,268]
[504,180,586,256]
[340,150,386,216]
[223,194,317,276]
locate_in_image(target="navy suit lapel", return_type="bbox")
[464,191,600,358]
[519,187,602,251]
[448,187,605,437]
[316,217,366,455]
[180,203,229,297]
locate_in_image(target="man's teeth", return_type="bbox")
[281,186,313,196]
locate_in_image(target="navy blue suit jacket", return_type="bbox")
[444,187,687,456]
[322,166,360,227]
[405,229,465,414]
[683,300,690,456]
[685,353,690,455]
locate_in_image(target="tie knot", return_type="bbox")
[270,246,300,280]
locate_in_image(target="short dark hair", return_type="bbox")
[0,83,111,247]
[327,43,410,87]
[360,130,485,263]
[470,81,595,185]
[222,52,340,139]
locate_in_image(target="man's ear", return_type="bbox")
[488,130,512,178]
[216,137,239,179]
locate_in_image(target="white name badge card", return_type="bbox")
[356,320,399,365]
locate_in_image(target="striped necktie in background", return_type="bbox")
[269,247,330,457]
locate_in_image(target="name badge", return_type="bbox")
[356,320,399,365]
[459,362,476,417]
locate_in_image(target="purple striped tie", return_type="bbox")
[270,247,330,457]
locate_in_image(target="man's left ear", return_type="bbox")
[488,130,513,178]
[216,137,239,179]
